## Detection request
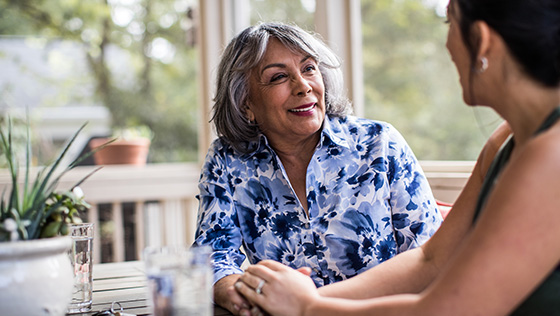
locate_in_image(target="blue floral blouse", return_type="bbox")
[194,115,442,287]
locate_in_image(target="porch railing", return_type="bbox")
[0,161,473,264]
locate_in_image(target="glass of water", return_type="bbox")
[144,245,213,316]
[67,223,94,314]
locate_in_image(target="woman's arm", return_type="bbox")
[317,123,512,300]
[237,124,560,316]
[232,175,481,312]
[314,167,477,299]
[410,126,560,316]
[194,142,250,315]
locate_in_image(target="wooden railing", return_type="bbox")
[0,163,201,264]
[420,160,474,204]
[0,161,473,264]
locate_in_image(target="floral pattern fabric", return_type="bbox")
[194,115,442,287]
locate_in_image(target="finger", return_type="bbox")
[226,284,251,311]
[234,280,262,305]
[238,270,266,291]
[244,264,276,282]
[296,266,312,276]
[257,259,289,271]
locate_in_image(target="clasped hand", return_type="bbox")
[234,260,319,316]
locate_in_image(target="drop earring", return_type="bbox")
[477,57,488,73]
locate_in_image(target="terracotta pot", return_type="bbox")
[89,138,150,166]
[0,236,74,316]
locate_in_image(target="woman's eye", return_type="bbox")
[270,73,287,82]
[303,64,316,72]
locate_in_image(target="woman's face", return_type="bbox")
[246,38,326,146]
[445,0,474,105]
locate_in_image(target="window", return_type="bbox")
[360,0,501,160]
[242,0,501,160]
[0,0,200,163]
[249,0,315,29]
[0,0,502,164]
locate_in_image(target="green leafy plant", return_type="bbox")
[0,119,110,241]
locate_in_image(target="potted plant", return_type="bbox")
[0,118,104,315]
[89,125,152,166]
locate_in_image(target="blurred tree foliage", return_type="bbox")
[0,0,199,162]
[360,0,501,160]
[250,0,315,31]
[251,0,501,160]
[0,0,501,163]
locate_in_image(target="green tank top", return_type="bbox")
[473,107,560,315]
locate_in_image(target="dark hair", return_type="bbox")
[455,0,560,87]
[211,22,351,154]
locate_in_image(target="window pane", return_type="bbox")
[249,0,315,30]
[361,0,501,160]
[0,0,200,164]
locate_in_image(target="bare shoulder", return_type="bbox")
[475,121,512,181]
[419,123,512,268]
[486,121,512,151]
[425,121,511,254]
[481,121,560,258]
[492,123,560,211]
[496,122,560,220]
[418,123,560,316]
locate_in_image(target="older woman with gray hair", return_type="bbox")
[193,22,442,315]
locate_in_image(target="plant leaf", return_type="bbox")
[31,122,88,216]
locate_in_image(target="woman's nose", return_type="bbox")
[292,74,312,96]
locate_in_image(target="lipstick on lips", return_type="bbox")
[289,103,316,116]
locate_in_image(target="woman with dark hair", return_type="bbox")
[193,22,442,315]
[235,1,560,315]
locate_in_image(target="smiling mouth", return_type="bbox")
[289,104,316,112]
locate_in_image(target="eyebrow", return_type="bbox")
[259,55,313,76]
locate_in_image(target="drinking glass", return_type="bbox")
[66,223,94,313]
[144,245,213,316]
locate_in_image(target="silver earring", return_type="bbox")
[477,57,488,73]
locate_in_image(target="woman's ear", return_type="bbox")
[245,104,256,122]
[472,21,492,59]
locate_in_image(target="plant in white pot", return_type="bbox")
[0,119,105,315]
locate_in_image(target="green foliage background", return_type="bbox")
[0,0,199,163]
[251,0,502,160]
[360,0,501,160]
[0,0,502,164]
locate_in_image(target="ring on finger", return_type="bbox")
[255,279,266,295]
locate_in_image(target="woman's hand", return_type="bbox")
[214,274,254,315]
[234,260,319,316]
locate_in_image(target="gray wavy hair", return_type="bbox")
[211,22,352,154]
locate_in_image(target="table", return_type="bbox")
[67,261,232,316]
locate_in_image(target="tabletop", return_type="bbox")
[66,260,232,316]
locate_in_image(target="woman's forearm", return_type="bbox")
[318,137,496,301]
[318,246,437,299]
[305,294,422,316]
